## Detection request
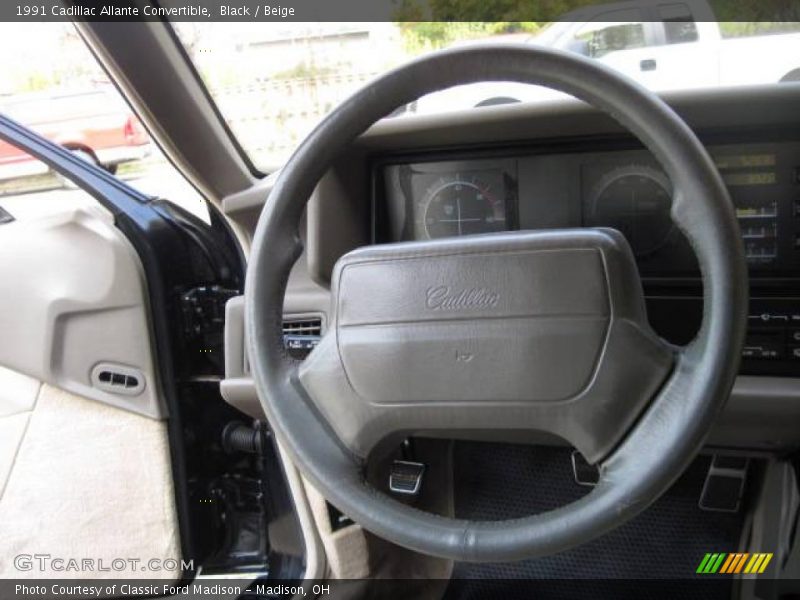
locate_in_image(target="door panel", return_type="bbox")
[0,149,180,579]
[0,194,164,418]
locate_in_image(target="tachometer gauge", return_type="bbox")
[587,165,674,257]
[420,175,506,239]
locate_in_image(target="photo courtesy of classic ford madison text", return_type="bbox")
[0,0,799,598]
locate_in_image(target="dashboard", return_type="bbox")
[373,139,800,377]
[217,84,800,451]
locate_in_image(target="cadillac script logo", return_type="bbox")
[425,285,500,311]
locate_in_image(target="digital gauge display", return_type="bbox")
[713,152,779,265]
[580,150,786,272]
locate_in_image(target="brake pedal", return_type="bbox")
[389,460,425,496]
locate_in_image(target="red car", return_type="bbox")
[0,86,150,179]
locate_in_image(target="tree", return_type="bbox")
[394,0,800,49]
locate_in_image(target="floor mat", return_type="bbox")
[446,443,749,599]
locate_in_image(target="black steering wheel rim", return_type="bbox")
[245,44,748,562]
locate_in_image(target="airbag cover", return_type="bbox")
[336,242,609,404]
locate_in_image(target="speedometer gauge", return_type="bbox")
[420,175,506,239]
[587,165,674,257]
[380,160,517,243]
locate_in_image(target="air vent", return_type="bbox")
[282,315,323,359]
[91,363,145,396]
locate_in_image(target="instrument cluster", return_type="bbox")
[376,141,800,276]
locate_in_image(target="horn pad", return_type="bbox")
[300,229,673,461]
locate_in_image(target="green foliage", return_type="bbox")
[717,21,800,38]
[394,0,596,22]
[20,72,54,92]
[709,0,800,23]
[394,0,800,49]
[273,62,338,81]
[393,0,596,50]
[396,21,541,52]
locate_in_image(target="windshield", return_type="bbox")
[172,15,800,172]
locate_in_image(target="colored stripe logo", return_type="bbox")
[697,553,773,574]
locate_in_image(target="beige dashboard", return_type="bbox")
[220,83,800,452]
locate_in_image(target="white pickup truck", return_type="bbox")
[415,0,800,113]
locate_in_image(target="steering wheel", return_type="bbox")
[245,45,747,562]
